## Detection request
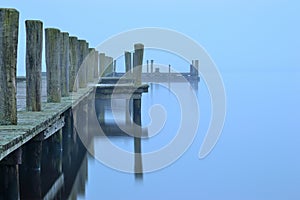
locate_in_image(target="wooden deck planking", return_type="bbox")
[0,86,94,162]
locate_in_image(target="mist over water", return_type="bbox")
[80,69,300,200]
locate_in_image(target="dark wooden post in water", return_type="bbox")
[147,60,149,73]
[190,61,193,76]
[113,60,117,76]
[45,28,61,103]
[125,51,132,77]
[69,36,78,92]
[133,44,144,85]
[107,56,113,75]
[99,53,105,77]
[78,40,87,88]
[150,60,154,73]
[125,51,132,121]
[0,8,19,125]
[0,164,20,200]
[60,32,70,97]
[194,59,199,77]
[25,20,43,111]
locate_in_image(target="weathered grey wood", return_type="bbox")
[0,9,19,125]
[107,56,113,75]
[60,32,70,97]
[25,20,43,112]
[87,48,95,83]
[194,59,199,76]
[94,50,99,79]
[103,56,113,76]
[84,42,90,84]
[99,53,105,77]
[78,40,87,88]
[125,51,132,78]
[113,60,116,75]
[69,36,78,92]
[147,60,149,73]
[34,116,65,141]
[133,44,144,85]
[190,61,193,75]
[150,60,154,73]
[45,28,61,103]
[0,86,95,162]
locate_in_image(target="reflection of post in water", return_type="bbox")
[19,130,63,199]
[19,141,42,199]
[133,43,144,180]
[0,148,21,200]
[133,98,143,180]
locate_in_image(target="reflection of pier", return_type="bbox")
[0,110,88,200]
[94,77,148,179]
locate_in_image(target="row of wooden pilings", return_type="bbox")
[0,8,143,126]
[0,7,145,198]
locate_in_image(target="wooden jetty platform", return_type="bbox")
[0,86,93,161]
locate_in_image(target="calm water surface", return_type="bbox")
[76,70,300,200]
[10,70,299,199]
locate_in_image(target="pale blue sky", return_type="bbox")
[1,2,300,199]
[2,0,299,75]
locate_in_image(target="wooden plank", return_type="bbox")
[0,86,94,162]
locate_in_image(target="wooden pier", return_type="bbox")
[0,8,152,198]
[0,7,200,197]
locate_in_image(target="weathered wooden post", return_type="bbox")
[0,164,20,200]
[125,51,132,78]
[84,42,89,84]
[107,56,114,75]
[125,52,133,123]
[94,50,99,79]
[113,60,117,76]
[194,59,199,77]
[150,60,154,73]
[45,28,61,103]
[69,36,78,92]
[190,60,199,76]
[133,43,144,85]
[99,53,105,77]
[0,8,19,125]
[60,32,70,97]
[87,48,95,83]
[25,20,43,111]
[78,40,87,88]
[20,140,42,176]
[147,60,149,73]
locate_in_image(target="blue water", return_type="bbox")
[78,70,300,200]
